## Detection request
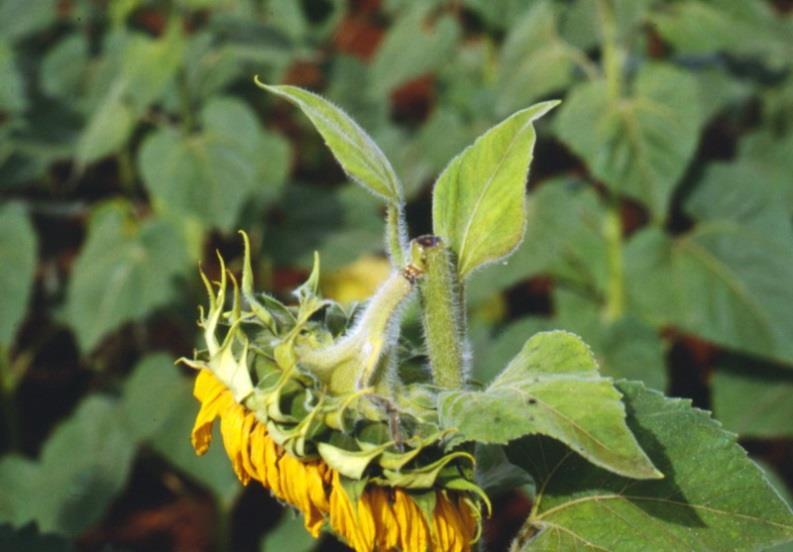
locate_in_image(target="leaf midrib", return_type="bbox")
[456,117,533,275]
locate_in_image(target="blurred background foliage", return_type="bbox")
[0,0,792,550]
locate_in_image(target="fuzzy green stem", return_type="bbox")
[603,203,624,321]
[386,203,408,267]
[415,236,464,389]
[596,0,622,101]
[299,268,419,393]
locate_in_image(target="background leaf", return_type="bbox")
[0,203,36,349]
[139,97,289,231]
[64,202,188,352]
[554,64,705,219]
[0,396,136,536]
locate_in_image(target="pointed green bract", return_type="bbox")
[256,79,402,203]
[432,101,558,279]
[438,331,660,480]
[510,381,793,551]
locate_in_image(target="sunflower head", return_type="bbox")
[182,232,488,551]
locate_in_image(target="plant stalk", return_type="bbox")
[603,203,624,321]
[596,0,622,101]
[415,236,465,389]
[386,203,408,267]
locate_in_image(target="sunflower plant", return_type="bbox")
[182,80,793,552]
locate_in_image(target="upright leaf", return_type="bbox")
[509,381,793,551]
[432,101,559,279]
[438,331,660,479]
[257,81,403,203]
[554,63,705,219]
[64,202,188,352]
[0,203,36,349]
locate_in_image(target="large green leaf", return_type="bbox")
[0,396,136,536]
[509,381,793,551]
[368,3,459,97]
[439,331,660,480]
[121,354,187,441]
[64,202,188,352]
[0,203,36,350]
[495,1,583,116]
[76,27,183,165]
[625,159,793,364]
[554,63,705,220]
[257,82,403,203]
[712,357,793,439]
[139,96,289,231]
[432,101,558,279]
[739,131,793,215]
[652,0,793,70]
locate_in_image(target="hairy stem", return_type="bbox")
[415,236,465,389]
[386,203,408,267]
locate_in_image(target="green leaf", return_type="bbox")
[439,331,660,480]
[368,3,460,97]
[257,81,403,203]
[555,289,668,391]
[509,381,793,551]
[0,0,56,42]
[76,27,183,165]
[259,513,319,552]
[148,376,241,505]
[712,357,793,439]
[625,159,793,364]
[0,203,36,349]
[739,131,793,215]
[652,1,793,70]
[121,354,186,441]
[0,41,27,114]
[0,396,136,536]
[495,1,582,115]
[432,101,559,279]
[554,63,705,220]
[64,202,188,352]
[139,97,288,231]
[40,34,90,101]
